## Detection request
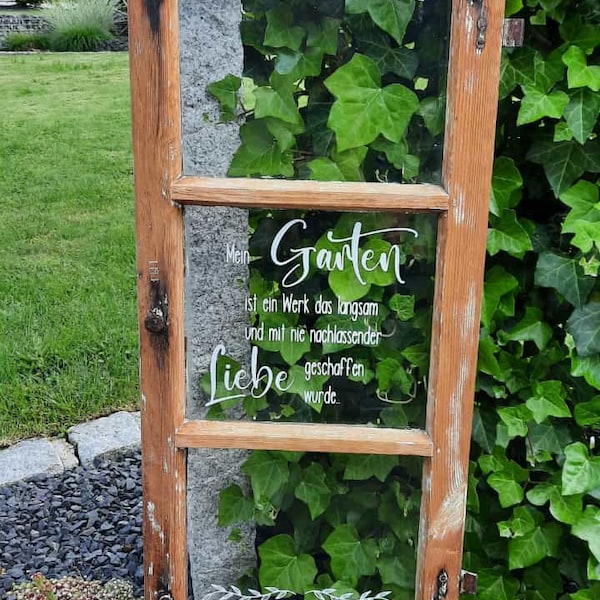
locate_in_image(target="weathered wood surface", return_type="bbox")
[128,0,187,598]
[415,1,504,599]
[172,177,449,212]
[176,420,434,456]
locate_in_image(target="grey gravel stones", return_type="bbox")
[0,450,143,597]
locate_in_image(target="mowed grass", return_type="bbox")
[0,53,138,445]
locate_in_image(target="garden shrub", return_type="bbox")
[4,32,50,51]
[49,24,112,51]
[46,0,117,52]
[14,0,45,8]
[206,0,599,597]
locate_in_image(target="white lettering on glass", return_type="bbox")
[270,219,418,288]
[207,344,293,406]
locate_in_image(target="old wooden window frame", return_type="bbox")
[128,1,504,599]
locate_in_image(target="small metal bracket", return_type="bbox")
[460,570,479,594]
[502,18,525,47]
[435,569,449,599]
[476,14,488,51]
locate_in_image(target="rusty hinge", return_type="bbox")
[503,18,525,48]
[460,570,478,594]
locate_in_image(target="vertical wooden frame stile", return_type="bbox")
[416,1,504,599]
[128,0,187,598]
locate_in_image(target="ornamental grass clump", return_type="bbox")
[46,0,118,52]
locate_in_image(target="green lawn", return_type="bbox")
[0,53,138,445]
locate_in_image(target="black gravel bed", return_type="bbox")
[0,450,143,598]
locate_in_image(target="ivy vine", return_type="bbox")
[204,0,600,598]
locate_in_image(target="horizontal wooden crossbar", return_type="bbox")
[175,420,433,456]
[171,176,449,212]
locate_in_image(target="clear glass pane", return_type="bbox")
[188,447,422,600]
[188,210,437,429]
[181,0,451,184]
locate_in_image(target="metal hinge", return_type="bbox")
[502,18,525,47]
[460,570,479,594]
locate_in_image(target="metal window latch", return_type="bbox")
[460,570,479,594]
[503,18,525,47]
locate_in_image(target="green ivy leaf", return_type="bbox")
[567,303,600,357]
[526,482,583,525]
[346,0,416,45]
[275,47,324,80]
[575,396,600,427]
[264,7,306,50]
[487,209,533,258]
[497,404,533,439]
[308,158,347,182]
[322,524,378,585]
[229,120,294,177]
[560,15,600,51]
[505,0,523,17]
[482,265,519,328]
[370,137,420,180]
[535,252,595,308]
[562,442,600,496]
[528,137,600,197]
[572,506,600,563]
[295,463,332,519]
[254,86,303,126]
[488,461,529,507]
[356,27,418,79]
[378,553,415,589]
[218,484,254,526]
[306,17,341,56]
[510,47,564,92]
[499,307,553,351]
[389,294,415,321]
[490,157,523,217]
[560,181,600,253]
[476,568,519,600]
[526,380,571,423]
[517,86,569,125]
[328,266,371,302]
[564,88,600,144]
[280,325,311,365]
[376,357,412,394]
[207,74,241,122]
[571,353,600,391]
[498,506,537,538]
[529,422,570,461]
[242,450,289,500]
[258,534,317,592]
[562,45,600,91]
[508,525,561,569]
[472,407,497,453]
[324,53,419,151]
[499,54,518,99]
[344,454,399,482]
[479,334,503,379]
[419,95,446,137]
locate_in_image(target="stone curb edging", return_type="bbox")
[0,411,141,486]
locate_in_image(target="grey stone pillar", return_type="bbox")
[179,1,255,597]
